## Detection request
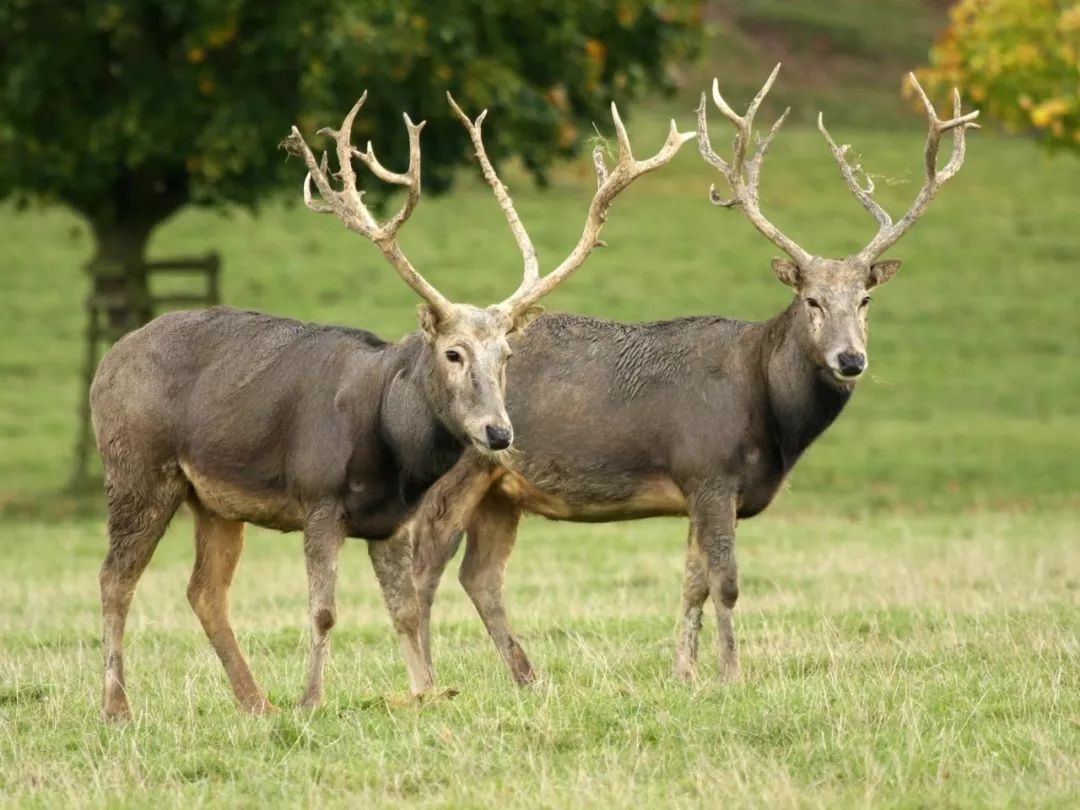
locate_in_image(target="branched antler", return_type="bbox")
[698,64,812,267]
[702,66,981,268]
[284,93,452,316]
[844,74,980,262]
[447,94,541,290]
[446,100,692,316]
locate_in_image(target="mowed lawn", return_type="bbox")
[1,101,1079,807]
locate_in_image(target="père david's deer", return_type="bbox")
[410,67,979,685]
[91,92,693,719]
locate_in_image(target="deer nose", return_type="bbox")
[836,351,867,378]
[484,424,512,451]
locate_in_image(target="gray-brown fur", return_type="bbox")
[412,266,881,683]
[90,88,693,720]
[412,66,976,686]
[91,304,524,719]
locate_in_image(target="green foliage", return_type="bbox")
[920,0,1080,152]
[0,0,699,228]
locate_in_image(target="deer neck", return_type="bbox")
[379,336,461,483]
[762,301,853,471]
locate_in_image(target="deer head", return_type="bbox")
[698,66,979,384]
[286,94,693,451]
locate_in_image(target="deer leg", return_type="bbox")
[186,501,270,714]
[409,452,500,677]
[369,526,432,696]
[459,493,534,686]
[99,468,186,721]
[300,504,346,710]
[692,488,741,682]
[414,530,463,678]
[673,517,710,683]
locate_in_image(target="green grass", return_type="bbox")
[1,512,1077,807]
[3,10,1080,806]
[4,120,1078,512]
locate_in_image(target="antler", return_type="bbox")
[448,94,694,317]
[698,64,812,267]
[283,93,453,317]
[818,73,980,263]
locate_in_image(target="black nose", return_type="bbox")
[485,424,512,450]
[836,351,866,377]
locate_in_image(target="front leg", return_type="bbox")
[409,450,500,677]
[689,485,740,682]
[300,503,346,710]
[369,527,433,696]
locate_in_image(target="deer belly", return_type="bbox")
[495,471,687,521]
[180,461,305,531]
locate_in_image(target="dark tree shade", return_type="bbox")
[0,0,699,324]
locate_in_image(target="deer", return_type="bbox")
[407,67,979,687]
[90,92,693,720]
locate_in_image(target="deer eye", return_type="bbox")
[444,349,463,364]
[805,298,822,310]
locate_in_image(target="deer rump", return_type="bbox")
[92,307,461,541]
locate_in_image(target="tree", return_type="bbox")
[0,0,699,326]
[919,0,1080,151]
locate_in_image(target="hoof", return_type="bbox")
[102,703,131,722]
[417,688,460,704]
[672,663,698,684]
[720,663,741,683]
[102,690,132,722]
[513,669,541,688]
[242,696,278,715]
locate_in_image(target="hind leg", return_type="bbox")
[99,469,185,720]
[187,500,271,714]
[673,517,710,682]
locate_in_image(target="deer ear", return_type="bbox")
[508,304,544,335]
[416,304,441,343]
[868,259,902,288]
[772,257,801,288]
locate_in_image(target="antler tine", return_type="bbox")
[700,65,813,266]
[817,112,893,230]
[317,92,367,208]
[354,113,427,240]
[498,106,694,315]
[856,73,979,262]
[447,92,541,287]
[302,170,334,214]
[592,144,608,188]
[283,96,453,316]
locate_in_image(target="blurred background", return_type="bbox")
[2,4,1079,805]
[1,0,1077,514]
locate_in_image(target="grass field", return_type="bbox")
[2,6,1080,806]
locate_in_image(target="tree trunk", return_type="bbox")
[88,221,155,333]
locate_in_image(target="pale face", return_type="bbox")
[773,256,902,384]
[418,303,542,453]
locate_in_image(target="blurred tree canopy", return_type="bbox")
[0,0,699,325]
[920,0,1080,151]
